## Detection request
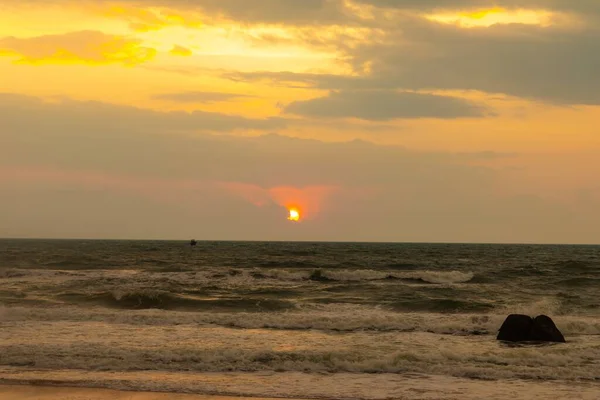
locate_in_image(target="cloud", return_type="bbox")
[0,31,156,66]
[97,0,600,26]
[0,92,598,242]
[0,93,498,188]
[348,18,600,105]
[154,91,252,103]
[104,5,202,32]
[0,166,212,203]
[285,90,489,120]
[225,16,600,105]
[223,70,328,88]
[136,0,354,25]
[169,45,193,57]
[0,93,283,137]
[6,3,598,106]
[355,0,600,17]
[12,0,600,27]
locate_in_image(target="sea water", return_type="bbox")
[1,240,599,399]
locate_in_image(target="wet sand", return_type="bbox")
[0,385,302,400]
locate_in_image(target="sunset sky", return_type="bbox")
[1,0,599,243]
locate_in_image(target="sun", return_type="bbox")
[288,208,301,222]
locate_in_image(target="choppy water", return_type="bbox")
[1,240,599,399]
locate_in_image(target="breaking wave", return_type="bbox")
[2,337,599,382]
[4,302,599,336]
[391,298,495,313]
[57,290,294,312]
[259,268,475,284]
[2,266,474,284]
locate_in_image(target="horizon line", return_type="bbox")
[0,237,598,246]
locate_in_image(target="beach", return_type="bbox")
[2,378,600,400]
[0,385,242,400]
[0,385,310,400]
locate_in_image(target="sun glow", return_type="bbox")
[288,208,301,222]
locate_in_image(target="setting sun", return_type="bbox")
[288,208,300,222]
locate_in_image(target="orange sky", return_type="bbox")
[1,0,599,243]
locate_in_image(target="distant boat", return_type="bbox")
[190,239,197,246]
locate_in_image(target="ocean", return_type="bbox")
[1,239,599,399]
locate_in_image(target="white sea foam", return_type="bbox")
[404,270,475,284]
[3,303,599,336]
[1,318,599,382]
[499,297,563,316]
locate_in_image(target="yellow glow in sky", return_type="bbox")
[103,5,203,32]
[0,2,348,118]
[427,8,555,28]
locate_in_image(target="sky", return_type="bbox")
[0,0,599,243]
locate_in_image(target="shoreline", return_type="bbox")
[0,384,305,400]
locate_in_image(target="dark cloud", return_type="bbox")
[226,17,600,105]
[356,0,494,11]
[356,0,600,15]
[285,90,489,120]
[189,0,351,24]
[352,20,600,105]
[90,0,354,25]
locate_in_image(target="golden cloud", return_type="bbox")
[0,31,156,66]
[170,45,193,56]
[104,5,202,32]
[426,7,555,28]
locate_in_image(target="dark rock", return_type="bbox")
[497,314,534,342]
[530,315,566,342]
[497,314,566,343]
[190,239,197,246]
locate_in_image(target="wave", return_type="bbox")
[254,259,424,271]
[391,298,495,313]
[57,290,295,312]
[257,260,342,269]
[258,268,475,284]
[498,297,564,317]
[555,277,600,287]
[4,302,599,336]
[555,260,597,271]
[2,263,475,286]
[40,256,112,270]
[2,336,599,382]
[0,268,27,278]
[400,270,475,284]
[382,262,421,270]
